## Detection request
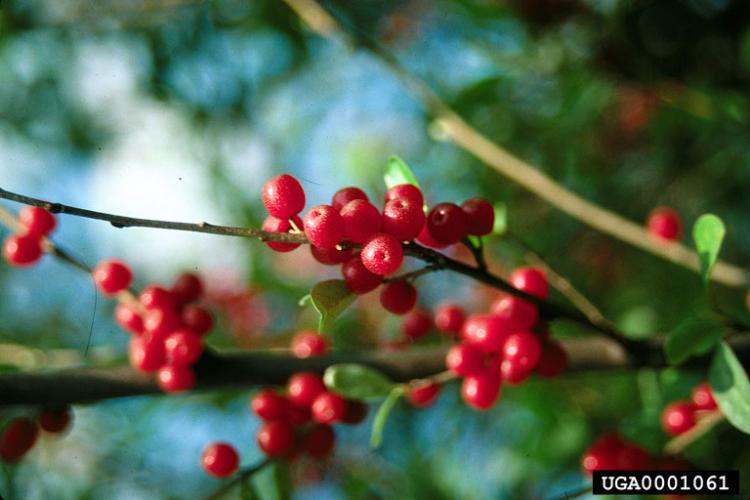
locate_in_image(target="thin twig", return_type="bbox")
[462,237,487,271]
[548,484,592,500]
[382,264,440,283]
[202,458,272,500]
[664,410,725,455]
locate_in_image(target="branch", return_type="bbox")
[202,459,272,500]
[280,0,749,288]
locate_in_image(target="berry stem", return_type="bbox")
[663,410,725,456]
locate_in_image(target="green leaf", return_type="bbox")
[664,318,725,364]
[692,214,726,285]
[709,341,750,434]
[370,386,405,448]
[324,363,396,400]
[309,280,355,334]
[384,156,420,189]
[492,202,507,235]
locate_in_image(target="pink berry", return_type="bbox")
[461,198,494,236]
[257,420,294,457]
[385,184,424,207]
[262,174,305,219]
[341,255,382,294]
[262,215,303,252]
[287,372,326,408]
[380,281,417,315]
[502,332,542,372]
[434,303,465,334]
[3,234,42,267]
[165,329,204,366]
[406,381,441,408]
[140,285,179,311]
[647,207,682,241]
[19,206,56,237]
[310,245,353,265]
[291,331,329,358]
[535,340,568,378]
[38,407,72,434]
[401,308,432,340]
[201,442,239,478]
[92,260,133,295]
[251,389,289,421]
[461,370,501,410]
[115,303,144,334]
[340,199,381,244]
[661,402,697,436]
[382,198,425,241]
[491,294,539,330]
[128,334,166,373]
[461,314,508,353]
[311,391,348,424]
[182,305,214,336]
[446,343,484,377]
[360,233,403,276]
[302,425,336,459]
[332,186,368,210]
[692,382,718,411]
[426,203,467,244]
[172,272,203,304]
[303,205,345,250]
[157,365,196,393]
[509,267,549,299]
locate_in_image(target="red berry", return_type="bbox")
[38,407,72,434]
[382,198,425,241]
[617,443,650,470]
[446,343,484,377]
[661,402,697,436]
[251,389,289,421]
[115,303,144,334]
[500,358,533,385]
[257,420,295,457]
[311,391,348,424]
[426,203,467,244]
[262,215,303,252]
[461,198,494,236]
[3,234,42,267]
[342,400,368,425]
[262,174,306,219]
[461,314,508,353]
[332,186,368,210]
[140,285,179,311]
[201,442,239,478]
[360,233,404,276]
[340,199,381,244]
[165,329,204,366]
[286,405,311,426]
[380,281,417,315]
[287,372,326,407]
[182,305,214,336]
[143,307,182,340]
[385,184,424,207]
[406,381,441,408]
[291,331,329,358]
[172,272,203,304]
[303,205,345,250]
[128,334,166,373]
[491,294,539,330]
[434,303,465,334]
[19,206,56,237]
[535,340,568,378]
[509,267,549,299]
[647,207,682,241]
[582,437,620,475]
[157,365,196,393]
[461,370,501,410]
[92,260,133,296]
[502,332,542,372]
[310,245,353,265]
[341,255,382,294]
[416,224,449,249]
[0,418,38,462]
[302,425,336,459]
[401,308,432,340]
[692,382,718,411]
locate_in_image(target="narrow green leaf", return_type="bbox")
[370,386,405,448]
[384,156,420,189]
[692,214,726,285]
[709,341,750,434]
[492,202,507,235]
[664,318,725,364]
[324,363,395,400]
[309,280,355,334]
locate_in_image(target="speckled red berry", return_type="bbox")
[446,343,484,377]
[692,382,718,411]
[311,391,348,424]
[416,224,449,249]
[661,402,697,436]
[647,207,682,241]
[302,424,336,459]
[310,245,353,265]
[360,233,403,276]
[382,198,425,241]
[128,334,166,373]
[491,294,539,330]
[427,203,467,244]
[0,418,38,462]
[341,255,382,294]
[291,331,329,358]
[182,305,213,336]
[461,314,508,353]
[332,186,368,210]
[461,370,501,410]
[385,184,424,207]
[165,329,204,366]
[156,364,196,393]
[380,281,417,315]
[461,198,494,236]
[172,272,203,304]
[340,199,381,244]
[3,234,43,267]
[201,442,239,478]
[535,340,568,378]
[93,260,133,296]
[251,389,289,421]
[434,303,465,334]
[303,205,345,250]
[402,308,432,340]
[262,174,306,219]
[38,407,72,434]
[257,420,295,457]
[19,206,57,237]
[406,381,441,408]
[509,267,549,299]
[115,303,144,334]
[262,215,303,252]
[287,372,326,408]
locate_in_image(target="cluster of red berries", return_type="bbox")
[92,260,214,393]
[646,207,682,242]
[661,382,719,436]
[581,432,690,474]
[2,207,57,266]
[250,373,367,460]
[0,407,72,463]
[261,174,495,309]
